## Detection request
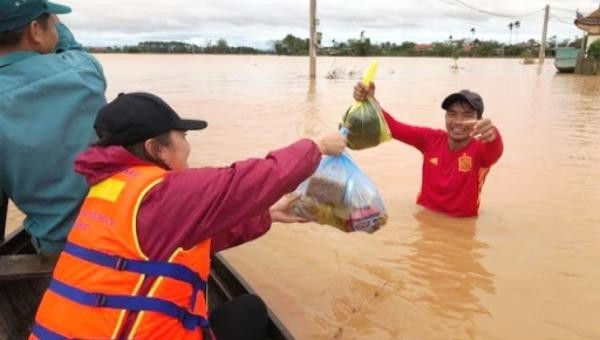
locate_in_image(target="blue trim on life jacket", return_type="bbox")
[31,323,68,340]
[48,279,210,331]
[63,242,205,309]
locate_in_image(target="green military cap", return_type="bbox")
[0,0,71,32]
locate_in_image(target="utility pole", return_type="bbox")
[309,0,316,78]
[539,4,550,64]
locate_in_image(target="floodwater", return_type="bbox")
[6,55,600,339]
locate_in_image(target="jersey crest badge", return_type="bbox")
[458,154,472,172]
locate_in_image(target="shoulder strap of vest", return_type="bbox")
[31,323,68,340]
[46,279,210,331]
[64,242,206,309]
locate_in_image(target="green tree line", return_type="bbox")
[88,34,583,58]
[90,39,263,54]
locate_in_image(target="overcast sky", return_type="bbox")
[58,0,600,49]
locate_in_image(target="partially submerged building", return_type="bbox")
[575,7,600,74]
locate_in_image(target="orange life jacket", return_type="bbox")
[31,165,211,340]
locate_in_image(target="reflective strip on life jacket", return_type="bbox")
[47,279,210,331]
[33,166,211,339]
[63,242,206,309]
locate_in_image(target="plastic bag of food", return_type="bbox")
[292,152,387,233]
[341,62,392,150]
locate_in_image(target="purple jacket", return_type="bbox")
[74,139,321,261]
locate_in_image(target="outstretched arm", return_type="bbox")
[54,19,83,52]
[353,81,437,152]
[138,133,346,255]
[53,19,106,81]
[210,194,307,253]
[465,119,503,166]
[467,118,497,143]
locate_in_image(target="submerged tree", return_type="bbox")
[273,34,309,55]
[451,48,461,69]
[348,37,373,56]
[521,49,534,64]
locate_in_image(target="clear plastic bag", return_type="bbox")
[341,62,391,150]
[292,152,387,233]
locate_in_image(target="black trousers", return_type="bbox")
[209,294,269,340]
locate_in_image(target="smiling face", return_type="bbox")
[445,101,478,143]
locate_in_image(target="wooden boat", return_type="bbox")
[0,199,291,339]
[554,47,580,73]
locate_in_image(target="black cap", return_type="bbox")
[441,90,484,118]
[94,92,207,146]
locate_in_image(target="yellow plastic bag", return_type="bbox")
[341,62,392,150]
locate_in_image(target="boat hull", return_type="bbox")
[0,228,291,339]
[554,48,580,73]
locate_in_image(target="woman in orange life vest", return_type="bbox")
[31,92,346,340]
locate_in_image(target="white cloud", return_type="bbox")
[57,0,600,47]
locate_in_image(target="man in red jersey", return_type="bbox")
[353,82,503,217]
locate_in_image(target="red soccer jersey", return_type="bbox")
[383,110,503,217]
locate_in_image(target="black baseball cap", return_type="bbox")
[94,92,207,146]
[441,90,484,118]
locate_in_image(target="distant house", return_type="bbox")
[462,44,475,53]
[322,47,343,56]
[414,44,433,54]
[575,7,600,51]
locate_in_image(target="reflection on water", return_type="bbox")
[302,78,319,137]
[407,210,494,337]
[297,209,497,339]
[5,55,600,339]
